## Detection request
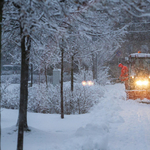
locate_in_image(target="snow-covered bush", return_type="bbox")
[74,69,93,83]
[1,83,105,114]
[1,84,20,109]
[63,83,104,114]
[28,84,60,114]
[1,74,20,84]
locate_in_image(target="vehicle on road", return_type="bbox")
[126,51,150,100]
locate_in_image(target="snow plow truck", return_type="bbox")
[126,51,150,100]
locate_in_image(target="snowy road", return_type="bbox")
[109,100,150,150]
[107,84,150,150]
[2,83,150,150]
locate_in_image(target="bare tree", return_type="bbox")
[0,1,4,149]
[2,1,44,149]
[60,45,64,119]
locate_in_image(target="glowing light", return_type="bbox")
[132,76,134,79]
[136,80,149,86]
[87,81,94,86]
[143,80,149,85]
[82,81,94,86]
[82,81,87,86]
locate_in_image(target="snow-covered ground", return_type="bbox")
[2,83,150,150]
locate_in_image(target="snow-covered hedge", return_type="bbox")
[1,83,105,114]
[2,84,20,109]
[63,83,104,114]
[28,84,60,114]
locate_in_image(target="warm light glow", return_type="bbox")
[136,80,149,86]
[82,81,94,86]
[87,81,94,86]
[82,81,87,86]
[132,76,134,79]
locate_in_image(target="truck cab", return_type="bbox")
[126,52,150,100]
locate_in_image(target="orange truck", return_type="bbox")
[126,52,150,100]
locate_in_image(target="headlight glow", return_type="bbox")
[87,81,94,86]
[82,81,94,86]
[82,81,87,86]
[136,80,149,86]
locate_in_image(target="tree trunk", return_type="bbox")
[95,54,97,81]
[45,65,48,87]
[39,70,41,85]
[30,64,33,87]
[61,48,64,119]
[0,0,4,149]
[71,55,74,92]
[24,35,31,131]
[70,55,74,114]
[92,54,97,80]
[17,35,30,150]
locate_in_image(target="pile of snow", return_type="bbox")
[75,123,109,150]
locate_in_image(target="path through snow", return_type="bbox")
[107,84,150,150]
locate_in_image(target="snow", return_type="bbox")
[2,83,150,150]
[130,53,150,58]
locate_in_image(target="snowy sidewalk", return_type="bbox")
[108,99,150,150]
[107,84,150,150]
[2,83,150,150]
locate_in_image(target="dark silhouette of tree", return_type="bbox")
[8,1,32,150]
[0,0,4,149]
[61,46,64,119]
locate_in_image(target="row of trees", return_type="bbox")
[1,0,126,150]
[2,0,150,150]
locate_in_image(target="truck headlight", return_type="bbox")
[136,80,149,86]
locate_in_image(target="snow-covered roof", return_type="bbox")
[129,53,150,58]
